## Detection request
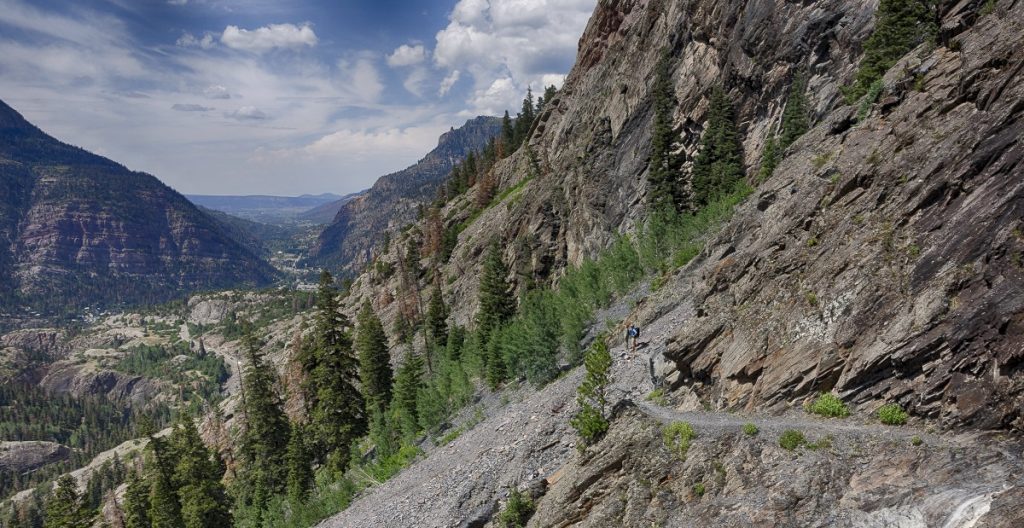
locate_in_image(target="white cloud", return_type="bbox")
[402,67,429,98]
[172,103,213,112]
[386,44,427,67]
[176,32,216,49]
[439,70,460,96]
[434,0,594,113]
[337,58,383,103]
[168,0,188,6]
[220,23,318,53]
[202,85,231,99]
[228,106,268,120]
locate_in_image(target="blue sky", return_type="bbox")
[0,0,596,195]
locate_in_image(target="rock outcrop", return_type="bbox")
[0,99,277,315]
[0,442,70,475]
[308,116,503,273]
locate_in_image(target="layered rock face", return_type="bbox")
[0,442,70,475]
[307,116,503,273]
[0,99,277,314]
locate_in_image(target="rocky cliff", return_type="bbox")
[307,116,503,273]
[0,100,277,314]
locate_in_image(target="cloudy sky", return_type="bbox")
[0,0,596,195]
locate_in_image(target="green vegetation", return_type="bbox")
[648,50,688,212]
[808,393,850,418]
[692,482,706,497]
[878,403,909,425]
[570,338,613,447]
[911,435,923,446]
[663,421,696,460]
[692,87,745,208]
[856,79,885,122]
[115,342,229,404]
[779,71,810,150]
[742,423,759,436]
[497,489,536,528]
[779,429,807,450]
[846,0,937,102]
[645,388,668,406]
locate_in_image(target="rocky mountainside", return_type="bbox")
[0,100,277,315]
[186,192,346,224]
[306,116,503,273]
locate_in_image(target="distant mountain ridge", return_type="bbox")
[0,99,277,315]
[187,192,354,225]
[307,115,503,272]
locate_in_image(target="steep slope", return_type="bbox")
[296,191,365,225]
[0,100,276,314]
[307,116,502,273]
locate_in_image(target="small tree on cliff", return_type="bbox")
[647,50,687,213]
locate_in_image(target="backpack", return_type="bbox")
[634,326,641,339]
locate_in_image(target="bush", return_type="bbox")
[779,430,806,450]
[692,483,706,497]
[663,422,696,460]
[878,403,908,425]
[809,393,850,418]
[497,489,535,528]
[742,423,759,436]
[645,388,667,406]
[911,435,923,446]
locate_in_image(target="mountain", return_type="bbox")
[306,115,503,272]
[0,99,276,315]
[294,190,365,225]
[186,192,346,224]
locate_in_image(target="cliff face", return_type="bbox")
[307,116,503,273]
[0,100,277,314]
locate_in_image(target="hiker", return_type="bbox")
[626,323,640,354]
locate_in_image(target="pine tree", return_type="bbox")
[393,351,425,440]
[356,301,393,419]
[237,332,290,507]
[779,72,809,149]
[170,418,231,528]
[146,442,181,528]
[847,0,937,101]
[502,111,515,150]
[123,470,150,528]
[423,281,449,353]
[285,424,314,504]
[44,475,92,528]
[647,51,687,212]
[485,331,506,389]
[445,325,465,362]
[691,87,744,207]
[514,88,536,144]
[759,135,779,181]
[308,271,366,473]
[476,242,515,341]
[570,338,613,445]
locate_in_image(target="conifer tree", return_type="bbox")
[147,442,181,528]
[759,135,779,181]
[393,351,425,440]
[170,418,231,528]
[502,110,515,150]
[44,475,92,528]
[424,281,449,353]
[123,470,150,528]
[445,325,466,361]
[237,332,290,507]
[514,88,536,144]
[476,242,515,341]
[285,424,314,504]
[647,51,687,212]
[691,87,744,207]
[356,301,393,419]
[308,271,366,473]
[464,152,478,188]
[570,338,613,445]
[848,0,937,101]
[779,72,809,149]
[485,332,506,389]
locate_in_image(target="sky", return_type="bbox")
[0,0,596,195]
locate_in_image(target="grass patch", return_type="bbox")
[911,435,923,446]
[742,423,759,436]
[878,403,908,425]
[808,393,849,418]
[663,421,696,460]
[692,482,706,497]
[437,427,463,445]
[645,388,668,406]
[779,430,806,450]
[497,489,536,528]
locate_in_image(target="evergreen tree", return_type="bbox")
[691,87,744,207]
[848,0,937,101]
[170,418,231,528]
[44,475,92,528]
[237,332,290,507]
[464,152,478,188]
[392,352,425,440]
[779,72,809,149]
[570,338,613,445]
[356,301,393,419]
[485,331,506,389]
[475,242,515,341]
[308,271,367,473]
[514,88,536,144]
[123,470,150,528]
[445,325,466,361]
[759,135,779,181]
[647,51,687,212]
[285,424,314,504]
[423,281,449,352]
[502,110,515,150]
[146,446,181,528]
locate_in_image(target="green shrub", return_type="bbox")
[663,422,696,460]
[809,393,850,418]
[779,430,806,450]
[742,423,759,436]
[645,388,667,406]
[497,489,536,528]
[911,435,923,446]
[878,403,908,425]
[692,482,706,497]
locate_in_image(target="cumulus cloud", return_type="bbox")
[171,103,213,112]
[220,23,318,53]
[386,44,427,67]
[439,70,461,96]
[434,0,594,112]
[202,85,231,99]
[176,32,216,49]
[228,106,269,120]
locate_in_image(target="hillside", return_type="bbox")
[306,115,503,273]
[187,193,347,224]
[0,100,277,316]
